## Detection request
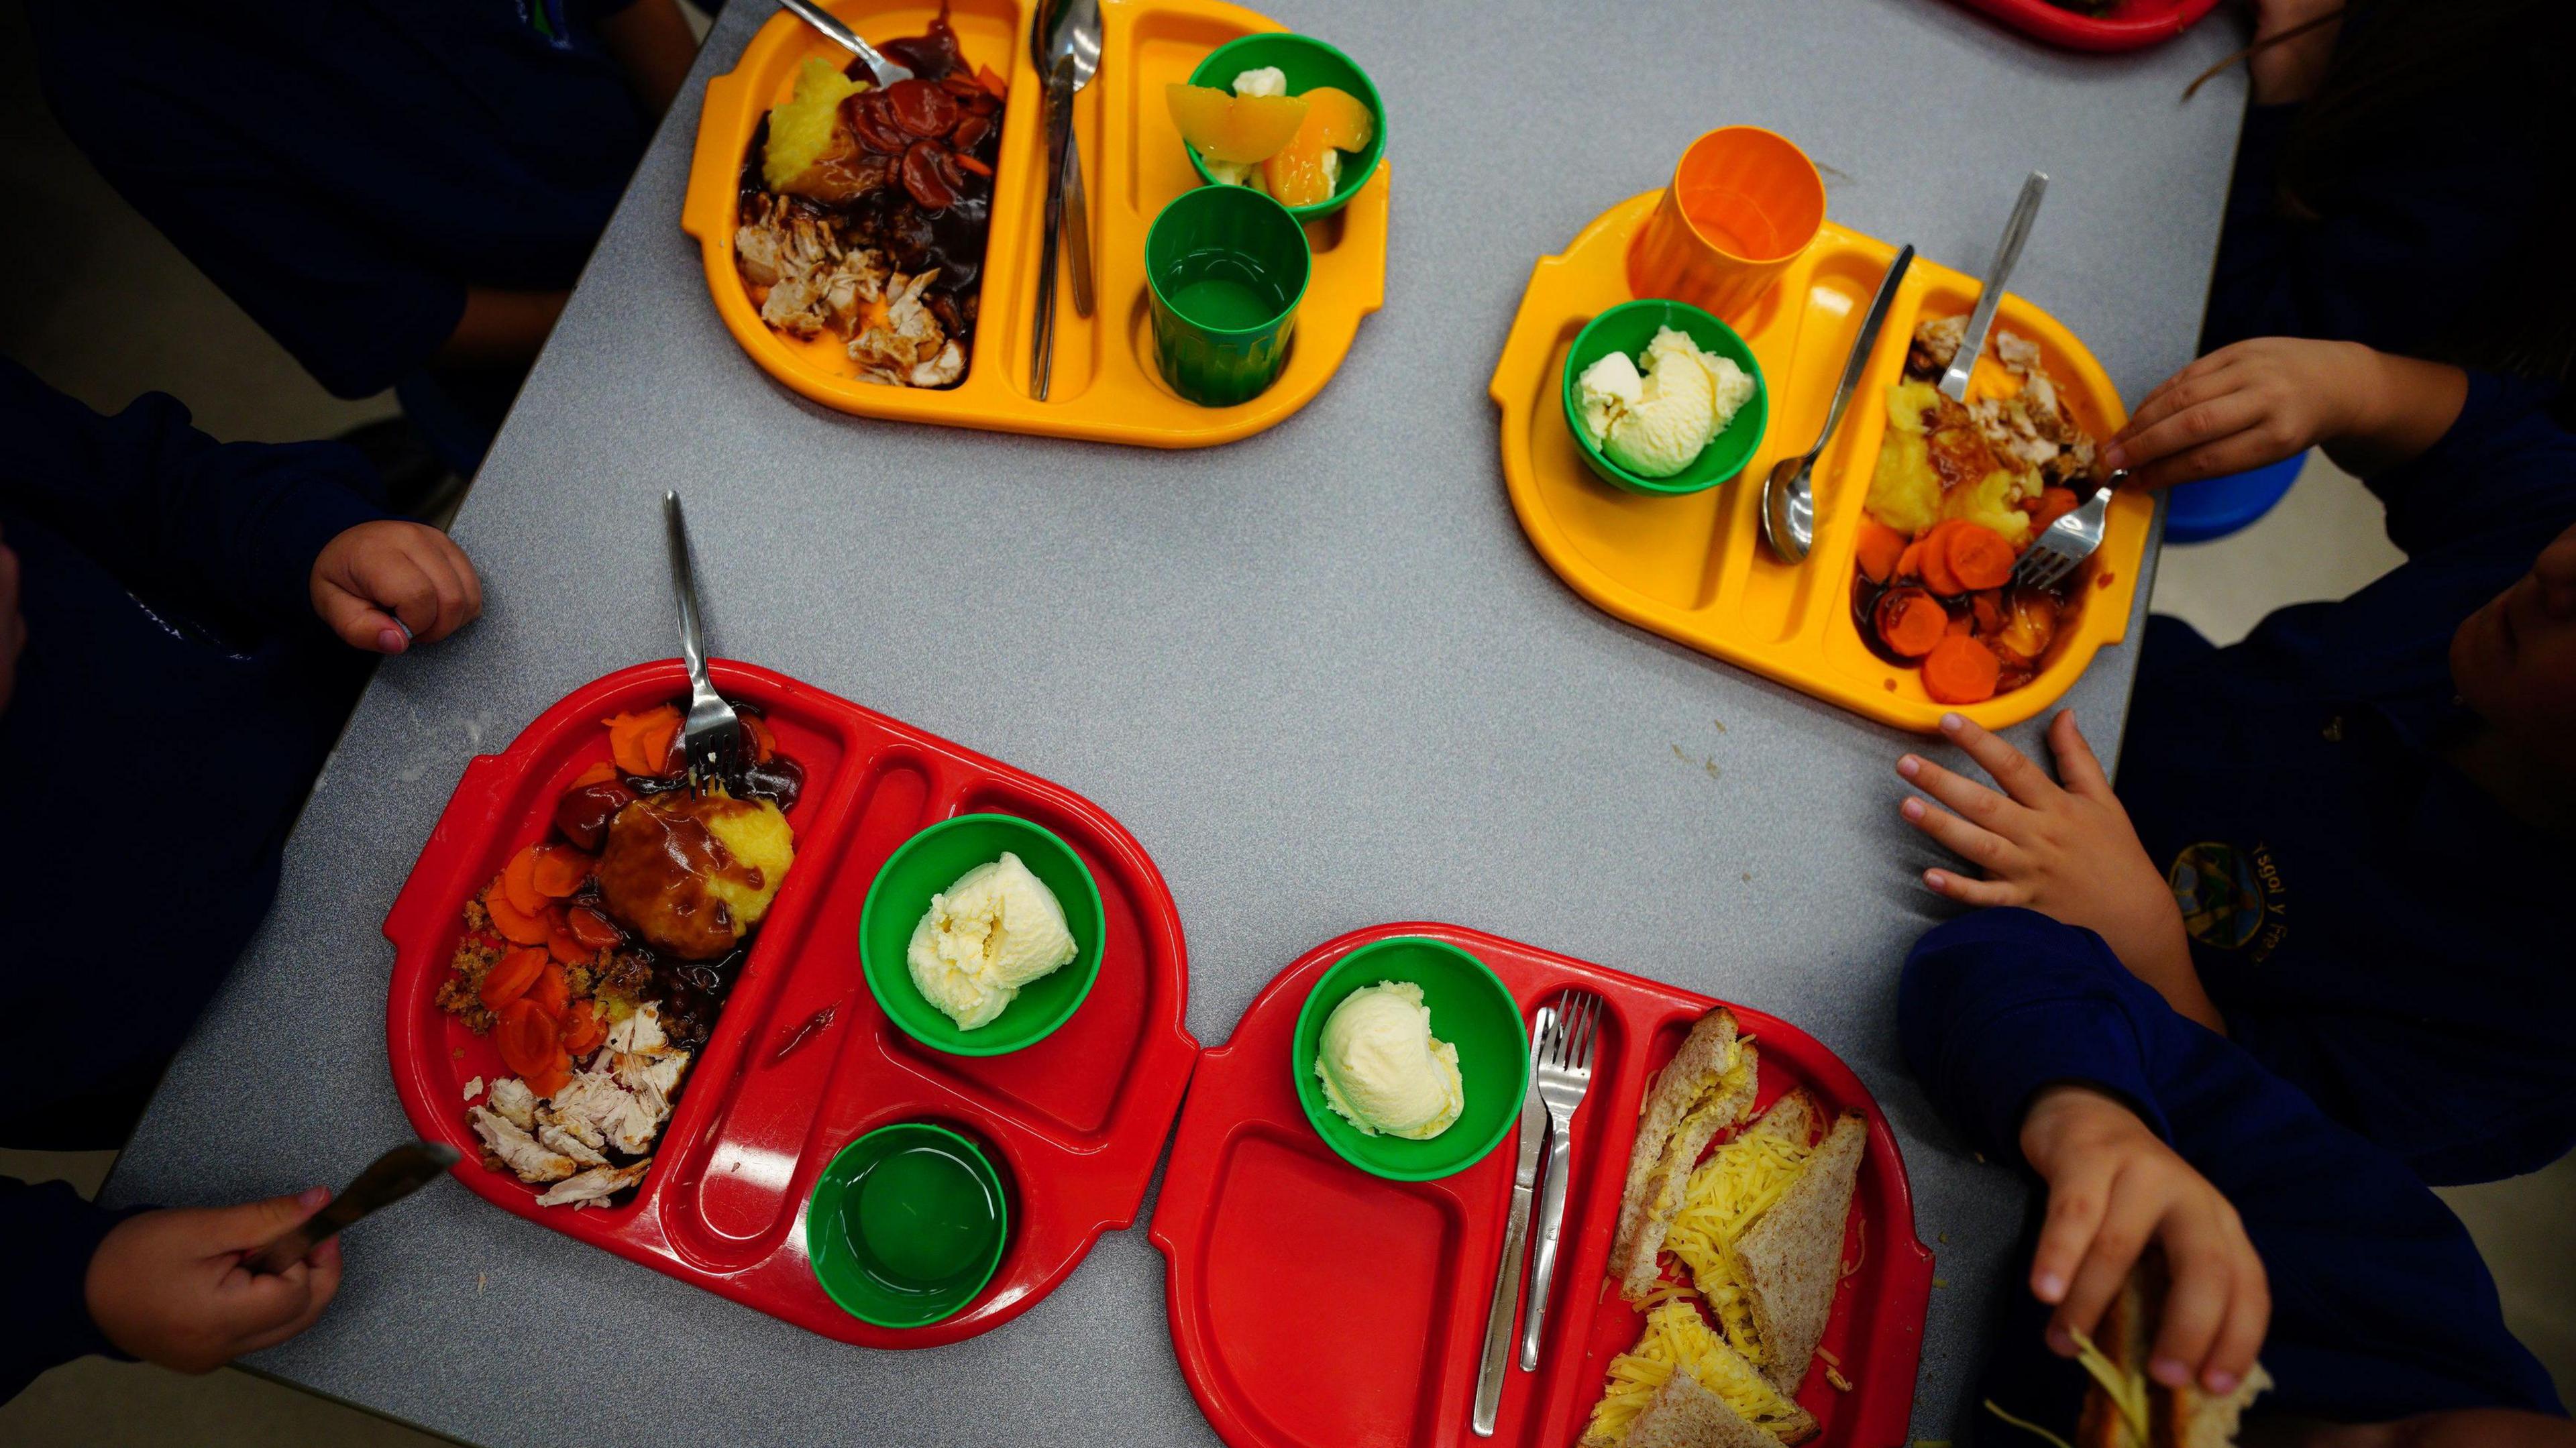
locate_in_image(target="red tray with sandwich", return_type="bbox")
[1951,0,2224,51]
[1150,923,1934,1448]
[383,659,1197,1347]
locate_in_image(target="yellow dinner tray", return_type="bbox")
[682,0,1388,447]
[1491,194,2154,734]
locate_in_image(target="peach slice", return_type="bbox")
[1167,82,1309,164]
[1262,85,1373,207]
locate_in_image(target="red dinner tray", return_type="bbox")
[1951,0,2224,51]
[384,661,1197,1347]
[1151,923,1933,1448]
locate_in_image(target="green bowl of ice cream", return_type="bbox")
[859,814,1106,1058]
[1291,937,1528,1182]
[1562,298,1768,496]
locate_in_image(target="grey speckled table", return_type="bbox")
[107,2,2247,1443]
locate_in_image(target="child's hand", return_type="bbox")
[85,1188,346,1373]
[309,520,483,654]
[2101,337,2378,490]
[2019,1084,2269,1397]
[2247,0,2343,105]
[1896,710,2222,1032]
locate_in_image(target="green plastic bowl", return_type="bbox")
[859,814,1106,1057]
[804,1122,1008,1328]
[1561,298,1770,496]
[1291,938,1528,1182]
[1184,33,1387,221]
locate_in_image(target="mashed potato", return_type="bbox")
[598,791,795,960]
[762,57,867,192]
[1867,380,2035,543]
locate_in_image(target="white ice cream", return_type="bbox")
[1315,981,1464,1140]
[1576,325,1756,478]
[906,852,1079,1030]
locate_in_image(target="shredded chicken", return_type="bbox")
[537,1159,653,1209]
[471,1107,575,1184]
[470,1003,695,1202]
[737,196,889,339]
[489,1077,537,1131]
[539,1122,610,1168]
[1908,319,2098,487]
[851,268,963,387]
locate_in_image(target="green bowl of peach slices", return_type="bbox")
[1168,34,1385,221]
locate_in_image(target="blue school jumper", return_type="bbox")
[1900,910,2562,1441]
[0,358,388,1400]
[2113,376,2576,1185]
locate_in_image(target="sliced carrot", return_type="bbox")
[496,999,561,1078]
[478,947,548,1011]
[2030,486,2082,533]
[604,706,682,777]
[1923,634,2002,704]
[1945,522,2018,592]
[560,1001,606,1058]
[572,761,619,789]
[530,844,594,898]
[502,846,547,917]
[566,905,624,951]
[1894,539,1927,581]
[546,915,592,966]
[1970,589,2008,635]
[641,714,682,777]
[523,1053,574,1101]
[1917,521,1968,596]
[485,886,553,947]
[952,152,994,178]
[977,64,1008,98]
[528,962,573,1021]
[743,714,779,765]
[1944,612,1974,636]
[1875,588,1949,659]
[1855,518,1909,585]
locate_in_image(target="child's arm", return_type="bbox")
[1899,911,2265,1395]
[1894,709,2222,1032]
[2102,338,2469,490]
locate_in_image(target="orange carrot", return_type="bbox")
[485,886,553,948]
[522,1054,574,1101]
[528,962,572,1021]
[566,905,623,951]
[977,64,1008,98]
[545,915,591,967]
[1917,521,1967,596]
[1856,518,1909,584]
[530,844,593,899]
[1970,589,2008,635]
[744,714,779,765]
[496,1000,560,1078]
[641,714,682,777]
[2030,486,2082,533]
[560,1001,606,1058]
[1945,522,2017,592]
[1875,588,1949,659]
[502,846,547,917]
[572,761,619,789]
[1894,539,1927,581]
[1922,635,2002,704]
[1944,612,1974,636]
[479,948,547,1011]
[604,706,682,777]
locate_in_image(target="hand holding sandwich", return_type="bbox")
[2019,1084,2269,1399]
[1896,711,2226,1034]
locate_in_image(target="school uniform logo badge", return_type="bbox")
[2169,840,2288,961]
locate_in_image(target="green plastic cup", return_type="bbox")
[1184,33,1387,221]
[1562,298,1770,496]
[859,814,1106,1057]
[804,1122,1008,1328]
[1290,937,1529,1182]
[1145,185,1311,407]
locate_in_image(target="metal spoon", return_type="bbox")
[1762,243,1916,563]
[1036,0,1100,319]
[775,0,913,87]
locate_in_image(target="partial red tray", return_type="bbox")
[1951,0,2224,51]
[1150,923,1933,1448]
[384,660,1197,1347]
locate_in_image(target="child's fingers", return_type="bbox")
[2145,1207,2237,1387]
[1898,753,2027,832]
[2108,352,2243,450]
[2203,1231,2271,1394]
[2125,431,2294,495]
[2031,1155,2116,1312]
[1923,868,2022,905]
[2051,1173,2163,1349]
[1901,797,2019,875]
[2046,710,2114,800]
[1937,713,2057,807]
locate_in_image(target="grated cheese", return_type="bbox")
[1584,1300,1809,1446]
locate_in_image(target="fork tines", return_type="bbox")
[1544,989,1603,1074]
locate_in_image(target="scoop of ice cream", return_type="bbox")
[906,852,1079,1030]
[1580,325,1755,478]
[1575,350,1644,449]
[1648,325,1756,426]
[1315,981,1465,1140]
[1231,66,1287,97]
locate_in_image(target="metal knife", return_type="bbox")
[1939,170,2048,403]
[1472,1003,1554,1436]
[246,1141,461,1276]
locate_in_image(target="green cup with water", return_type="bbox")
[1145,185,1311,406]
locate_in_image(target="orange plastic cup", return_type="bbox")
[1627,127,1827,321]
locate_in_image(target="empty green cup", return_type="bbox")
[805,1122,1008,1329]
[1146,185,1311,407]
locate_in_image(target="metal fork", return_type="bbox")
[662,492,747,793]
[1519,988,1604,1371]
[2012,468,2129,590]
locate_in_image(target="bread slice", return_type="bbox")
[1613,1036,1762,1300]
[2076,1253,2270,1448]
[1625,1370,1786,1448]
[2076,1266,2150,1448]
[1619,1011,1745,1221]
[1733,1111,1866,1391]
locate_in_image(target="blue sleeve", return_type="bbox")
[1904,910,2564,1423]
[29,64,462,400]
[2364,371,2576,561]
[0,1178,142,1404]
[0,359,386,629]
